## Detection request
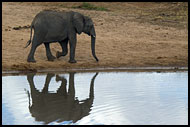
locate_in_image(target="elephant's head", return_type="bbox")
[73,12,99,62]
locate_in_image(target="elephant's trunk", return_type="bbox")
[91,36,99,62]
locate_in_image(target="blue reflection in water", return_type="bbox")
[2,71,188,125]
[2,104,15,125]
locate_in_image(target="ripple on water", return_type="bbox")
[2,71,188,125]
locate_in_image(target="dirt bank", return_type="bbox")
[2,2,188,72]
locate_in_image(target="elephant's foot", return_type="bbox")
[56,75,62,81]
[56,51,67,58]
[69,59,77,63]
[56,75,67,83]
[56,51,62,58]
[27,57,36,63]
[47,55,56,61]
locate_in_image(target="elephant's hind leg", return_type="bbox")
[44,43,56,61]
[56,38,69,58]
[27,35,42,62]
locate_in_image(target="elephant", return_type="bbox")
[25,10,99,63]
[25,72,98,124]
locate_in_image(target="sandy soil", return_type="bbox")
[2,2,188,72]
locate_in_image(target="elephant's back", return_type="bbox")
[32,10,70,42]
[32,10,68,29]
[32,10,73,24]
[35,10,67,19]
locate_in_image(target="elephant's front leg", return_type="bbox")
[68,34,77,63]
[56,38,68,58]
[44,43,56,61]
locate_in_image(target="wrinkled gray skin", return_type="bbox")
[26,10,99,63]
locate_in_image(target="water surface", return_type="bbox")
[2,71,188,125]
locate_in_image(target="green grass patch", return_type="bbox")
[72,2,109,11]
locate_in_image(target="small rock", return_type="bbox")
[174,67,178,69]
[157,57,162,59]
[155,27,160,30]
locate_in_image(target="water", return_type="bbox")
[2,71,188,125]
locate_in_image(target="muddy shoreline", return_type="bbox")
[2,66,188,76]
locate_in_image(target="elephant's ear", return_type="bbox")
[73,12,84,34]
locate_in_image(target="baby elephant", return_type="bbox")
[25,10,99,63]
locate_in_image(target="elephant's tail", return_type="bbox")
[24,24,33,48]
[24,40,31,48]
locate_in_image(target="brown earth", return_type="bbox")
[2,2,188,72]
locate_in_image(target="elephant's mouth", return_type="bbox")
[85,31,95,37]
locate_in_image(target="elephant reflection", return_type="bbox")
[26,72,98,124]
